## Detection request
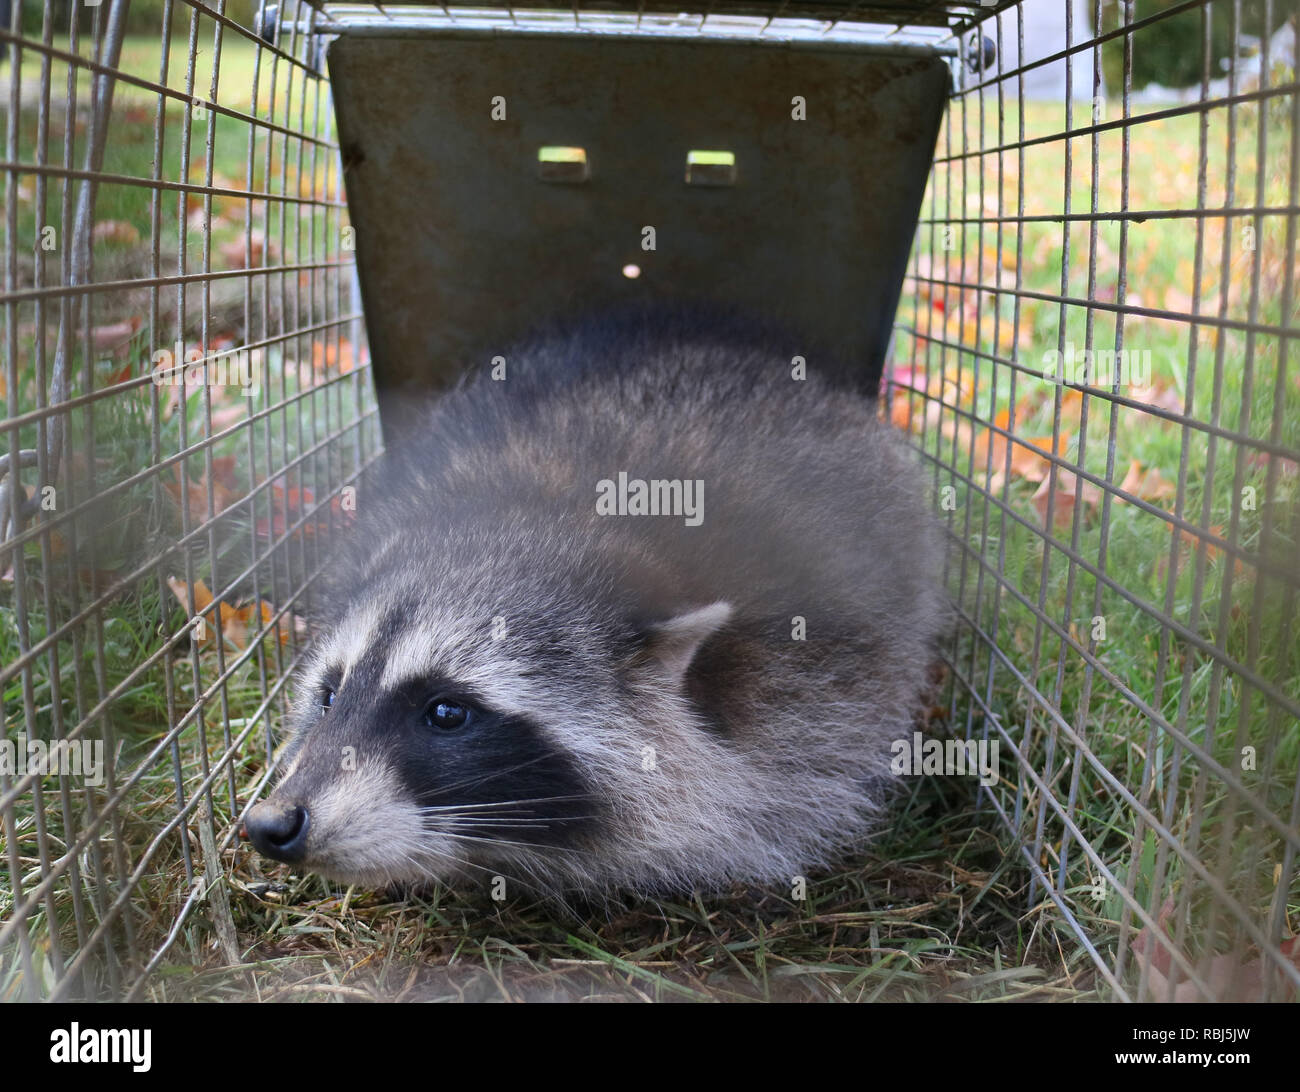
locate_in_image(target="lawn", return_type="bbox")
[890,88,1300,999]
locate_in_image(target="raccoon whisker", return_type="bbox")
[441,818,599,836]
[441,823,560,836]
[429,790,594,825]
[434,849,526,886]
[436,817,598,828]
[375,837,520,892]
[415,794,596,815]
[422,754,580,799]
[506,856,583,920]
[434,831,587,857]
[430,844,584,910]
[484,848,589,921]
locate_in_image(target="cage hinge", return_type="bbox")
[966,33,997,75]
[255,3,329,77]
[255,2,279,46]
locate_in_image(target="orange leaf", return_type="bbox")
[1058,388,1083,427]
[1163,523,1247,581]
[209,456,240,494]
[255,600,307,646]
[163,465,239,525]
[166,575,214,614]
[970,409,1011,476]
[889,392,918,432]
[1119,459,1177,506]
[216,604,249,649]
[1032,469,1100,530]
[1009,432,1071,485]
[311,339,356,376]
[166,576,249,649]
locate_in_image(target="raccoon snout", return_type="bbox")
[245,799,310,863]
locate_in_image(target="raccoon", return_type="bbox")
[243,308,946,897]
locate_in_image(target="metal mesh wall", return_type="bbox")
[1,0,1297,1002]
[1,0,377,1000]
[891,0,1299,1002]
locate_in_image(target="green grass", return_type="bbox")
[1,29,374,1001]
[133,775,1091,1003]
[2,34,1297,1001]
[892,95,1300,996]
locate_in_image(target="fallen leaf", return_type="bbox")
[166,575,246,648]
[970,409,1011,479]
[257,477,317,539]
[1161,522,1248,582]
[93,220,141,247]
[1163,285,1194,315]
[163,463,239,525]
[1119,459,1177,506]
[1032,468,1100,530]
[888,364,930,394]
[166,574,213,615]
[253,600,308,646]
[890,391,921,432]
[1133,895,1298,1001]
[219,230,266,269]
[1246,451,1299,479]
[1007,431,1071,486]
[312,339,355,376]
[91,315,143,353]
[1132,380,1186,415]
[1057,388,1084,427]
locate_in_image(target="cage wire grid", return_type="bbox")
[893,0,1300,1002]
[1,0,378,1001]
[0,0,1295,1002]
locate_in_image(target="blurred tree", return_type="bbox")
[1096,0,1292,92]
[22,0,263,38]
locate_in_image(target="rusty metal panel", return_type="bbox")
[327,31,949,419]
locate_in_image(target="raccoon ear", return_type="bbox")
[634,601,733,685]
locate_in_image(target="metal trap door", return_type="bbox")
[326,31,949,416]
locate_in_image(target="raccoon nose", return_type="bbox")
[245,800,310,863]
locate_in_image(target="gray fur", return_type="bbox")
[248,313,947,897]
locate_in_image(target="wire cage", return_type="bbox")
[1,0,1297,1002]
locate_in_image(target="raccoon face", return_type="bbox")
[243,585,736,893]
[243,604,599,889]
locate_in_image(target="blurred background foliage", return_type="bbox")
[1096,0,1293,92]
[17,0,263,37]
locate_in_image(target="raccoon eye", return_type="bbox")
[423,699,470,731]
[319,686,336,713]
